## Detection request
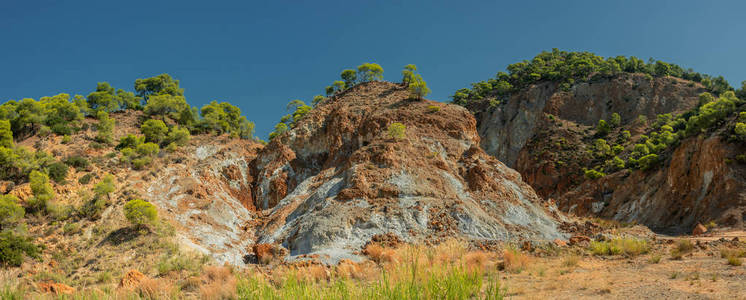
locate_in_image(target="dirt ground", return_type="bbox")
[502,230,746,299]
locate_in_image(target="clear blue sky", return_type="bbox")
[1,0,744,138]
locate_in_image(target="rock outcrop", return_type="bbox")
[469,73,746,232]
[250,81,567,263]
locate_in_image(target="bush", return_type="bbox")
[0,231,41,267]
[637,154,659,170]
[64,155,90,171]
[609,113,621,127]
[166,126,190,146]
[735,122,746,141]
[132,157,152,170]
[95,111,115,144]
[596,119,610,136]
[670,240,694,260]
[0,195,24,229]
[387,123,406,140]
[78,173,95,185]
[117,134,145,150]
[584,169,605,179]
[124,199,158,228]
[0,120,12,148]
[141,119,168,144]
[427,105,441,113]
[61,135,72,144]
[79,196,107,220]
[590,238,649,256]
[94,174,115,198]
[47,162,68,183]
[136,143,160,157]
[28,170,54,213]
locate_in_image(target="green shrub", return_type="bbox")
[637,154,659,170]
[124,199,158,228]
[61,135,72,144]
[596,119,610,136]
[735,122,746,140]
[584,169,605,179]
[141,119,168,144]
[93,174,115,199]
[132,157,152,170]
[427,105,441,113]
[0,120,13,148]
[28,170,54,213]
[79,196,107,220]
[136,143,160,157]
[0,231,41,267]
[78,173,94,185]
[609,113,621,127]
[670,240,694,260]
[117,134,145,150]
[95,111,115,144]
[621,130,631,140]
[590,238,649,256]
[0,195,24,229]
[47,162,68,183]
[387,123,406,140]
[165,126,190,146]
[51,124,72,136]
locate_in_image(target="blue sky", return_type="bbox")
[1,0,744,138]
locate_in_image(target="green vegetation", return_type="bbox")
[124,199,158,228]
[589,238,649,256]
[0,120,12,148]
[87,82,140,112]
[452,49,733,106]
[596,119,611,136]
[47,162,69,183]
[387,123,407,140]
[584,169,605,179]
[95,111,115,144]
[28,170,54,214]
[141,119,168,144]
[402,64,431,100]
[357,63,384,83]
[670,240,694,260]
[0,195,23,230]
[0,231,41,267]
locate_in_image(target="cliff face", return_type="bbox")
[250,81,566,262]
[473,73,705,167]
[470,73,746,231]
[561,133,746,232]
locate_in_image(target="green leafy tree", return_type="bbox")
[134,74,184,101]
[144,94,188,119]
[268,123,288,140]
[332,80,346,92]
[734,123,746,141]
[340,70,357,88]
[124,199,158,228]
[0,120,12,148]
[141,119,168,144]
[199,101,254,138]
[28,170,54,213]
[95,111,115,144]
[312,95,325,107]
[637,154,659,170]
[387,122,406,140]
[0,195,24,229]
[408,74,431,100]
[94,174,115,200]
[401,64,417,85]
[357,63,384,82]
[87,82,120,112]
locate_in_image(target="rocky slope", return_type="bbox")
[468,73,746,232]
[250,81,567,263]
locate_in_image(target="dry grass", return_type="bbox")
[590,238,649,257]
[671,240,694,260]
[363,244,398,264]
[726,256,742,266]
[503,248,530,273]
[135,278,177,300]
[562,255,580,268]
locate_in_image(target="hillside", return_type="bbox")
[458,50,746,233]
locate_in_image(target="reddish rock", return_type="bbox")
[553,239,567,247]
[692,223,707,236]
[569,235,591,245]
[38,282,74,295]
[119,269,147,288]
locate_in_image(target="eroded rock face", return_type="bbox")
[251,81,567,263]
[470,73,746,232]
[561,135,746,232]
[473,73,705,167]
[143,136,264,265]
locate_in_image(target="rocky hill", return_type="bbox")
[459,53,746,233]
[251,81,566,262]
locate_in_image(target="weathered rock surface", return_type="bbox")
[251,81,567,263]
[472,73,705,167]
[469,73,746,232]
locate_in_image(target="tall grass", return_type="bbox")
[590,238,649,257]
